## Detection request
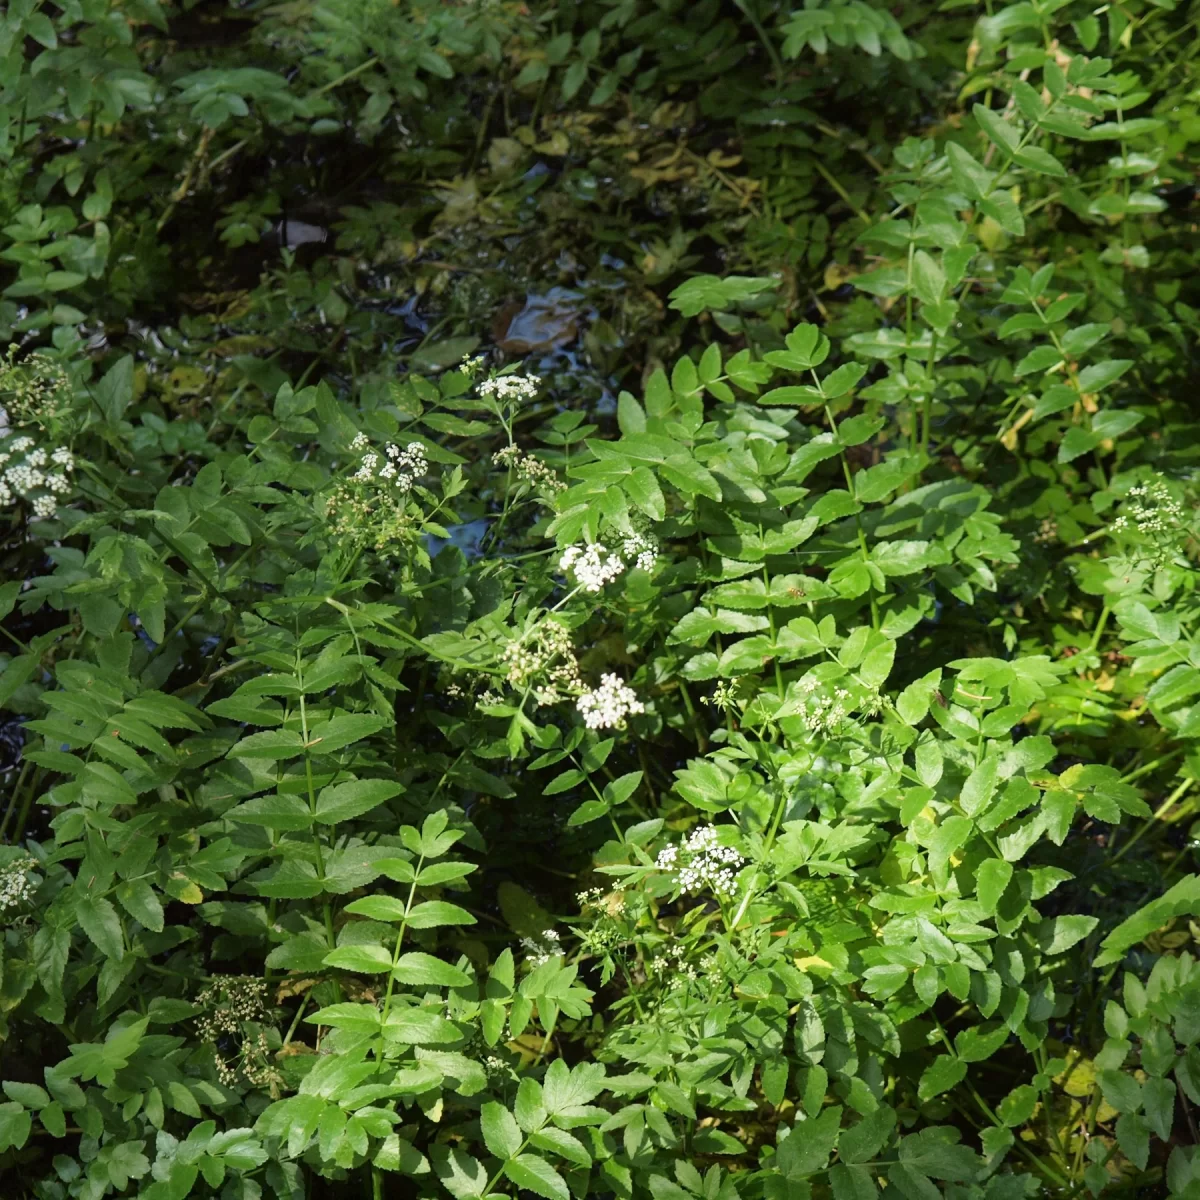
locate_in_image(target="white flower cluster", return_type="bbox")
[655,825,744,898]
[0,857,38,915]
[659,941,699,986]
[493,444,566,494]
[1110,479,1188,565]
[0,436,75,518]
[479,374,541,403]
[353,440,428,493]
[793,677,881,736]
[483,1054,512,1081]
[501,618,582,705]
[559,535,658,593]
[622,533,657,573]
[793,677,854,735]
[520,928,561,967]
[559,543,626,592]
[577,673,645,730]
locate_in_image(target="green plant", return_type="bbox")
[5,0,1200,1197]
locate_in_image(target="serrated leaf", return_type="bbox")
[504,1154,569,1200]
[314,779,403,824]
[481,1101,523,1158]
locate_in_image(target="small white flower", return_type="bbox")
[0,857,37,915]
[621,532,658,573]
[520,928,562,967]
[479,374,541,403]
[657,825,744,898]
[560,543,626,592]
[576,673,644,730]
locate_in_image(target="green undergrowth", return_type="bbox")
[2,0,1200,1199]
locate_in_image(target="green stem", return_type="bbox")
[1086,604,1111,654]
[377,856,423,1062]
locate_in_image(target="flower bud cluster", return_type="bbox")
[0,345,72,428]
[196,976,279,1089]
[493,444,566,494]
[576,673,645,730]
[501,618,582,705]
[1033,517,1058,545]
[655,824,744,898]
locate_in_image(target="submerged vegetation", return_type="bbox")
[3,0,1200,1198]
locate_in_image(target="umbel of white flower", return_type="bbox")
[351,438,428,492]
[0,435,74,518]
[478,374,541,403]
[576,673,644,730]
[558,533,658,593]
[656,824,744,898]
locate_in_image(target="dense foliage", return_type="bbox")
[3,0,1200,1198]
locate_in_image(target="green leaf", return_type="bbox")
[530,1127,591,1166]
[305,714,389,753]
[778,1106,842,1177]
[831,1164,878,1200]
[1094,875,1200,966]
[822,362,868,398]
[917,1055,966,1101]
[1077,360,1133,393]
[1036,915,1098,955]
[481,1101,523,1158]
[405,901,477,929]
[973,105,1019,152]
[504,1154,569,1200]
[314,779,403,824]
[838,1104,896,1164]
[975,859,1012,914]
[391,953,470,987]
[2,1082,49,1109]
[946,143,993,200]
[960,756,999,817]
[323,945,393,974]
[227,794,313,830]
[1012,146,1067,176]
[1115,1112,1149,1170]
[567,799,609,827]
[75,895,124,960]
[93,356,135,423]
[432,1147,488,1200]
[997,1085,1037,1127]
[623,467,666,520]
[344,895,409,922]
[0,1103,32,1153]
[114,880,165,933]
[954,1024,1009,1063]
